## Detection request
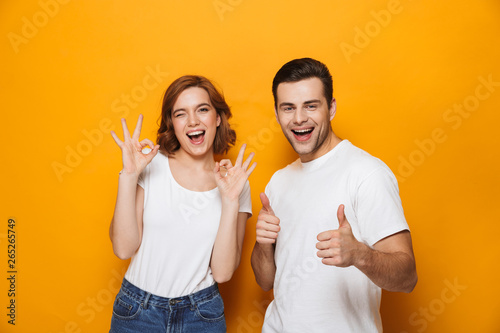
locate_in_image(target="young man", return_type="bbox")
[251,58,417,332]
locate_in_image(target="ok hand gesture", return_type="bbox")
[214,144,257,202]
[110,114,160,176]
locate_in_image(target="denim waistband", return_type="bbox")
[119,278,219,309]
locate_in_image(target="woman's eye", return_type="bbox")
[174,113,185,118]
[199,108,209,112]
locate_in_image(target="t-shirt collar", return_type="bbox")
[299,139,349,172]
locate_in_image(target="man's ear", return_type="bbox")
[329,98,337,121]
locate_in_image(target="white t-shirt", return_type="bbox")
[262,140,409,333]
[124,152,252,298]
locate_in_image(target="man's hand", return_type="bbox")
[316,204,363,267]
[256,193,280,244]
[252,192,279,291]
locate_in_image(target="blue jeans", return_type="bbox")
[110,278,226,332]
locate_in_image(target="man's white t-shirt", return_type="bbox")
[124,152,252,298]
[262,140,409,333]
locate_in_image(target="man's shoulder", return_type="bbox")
[328,141,397,186]
[341,141,390,172]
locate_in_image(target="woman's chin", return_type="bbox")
[178,143,213,157]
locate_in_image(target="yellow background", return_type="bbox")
[2,0,500,332]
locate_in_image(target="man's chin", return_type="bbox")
[290,142,315,156]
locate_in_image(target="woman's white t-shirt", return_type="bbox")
[124,152,252,298]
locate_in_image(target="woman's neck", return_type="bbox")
[169,148,215,172]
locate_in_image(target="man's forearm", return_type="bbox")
[355,243,417,293]
[251,242,276,291]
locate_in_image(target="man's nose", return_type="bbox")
[293,109,308,124]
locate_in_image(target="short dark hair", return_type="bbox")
[272,58,333,108]
[157,75,236,155]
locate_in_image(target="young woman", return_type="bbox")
[109,75,256,332]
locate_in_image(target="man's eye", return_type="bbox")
[306,104,317,110]
[283,107,293,112]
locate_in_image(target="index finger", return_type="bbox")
[317,230,333,241]
[110,130,123,147]
[132,114,143,140]
[257,212,279,225]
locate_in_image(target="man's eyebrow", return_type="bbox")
[303,99,322,104]
[278,102,295,108]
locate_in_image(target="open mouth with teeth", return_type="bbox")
[291,128,314,141]
[186,130,206,144]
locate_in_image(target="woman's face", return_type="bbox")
[171,87,221,157]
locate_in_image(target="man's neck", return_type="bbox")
[299,131,342,163]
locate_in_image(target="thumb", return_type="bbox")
[337,204,350,229]
[145,145,160,163]
[260,192,275,215]
[213,161,223,181]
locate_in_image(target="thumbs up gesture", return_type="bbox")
[316,204,361,267]
[256,193,280,244]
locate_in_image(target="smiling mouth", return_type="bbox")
[187,130,205,144]
[291,128,314,141]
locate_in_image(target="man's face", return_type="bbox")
[275,77,336,162]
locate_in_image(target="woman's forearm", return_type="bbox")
[210,199,243,283]
[109,172,143,260]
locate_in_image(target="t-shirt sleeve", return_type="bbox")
[137,170,146,189]
[137,163,151,189]
[238,180,252,216]
[355,166,409,246]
